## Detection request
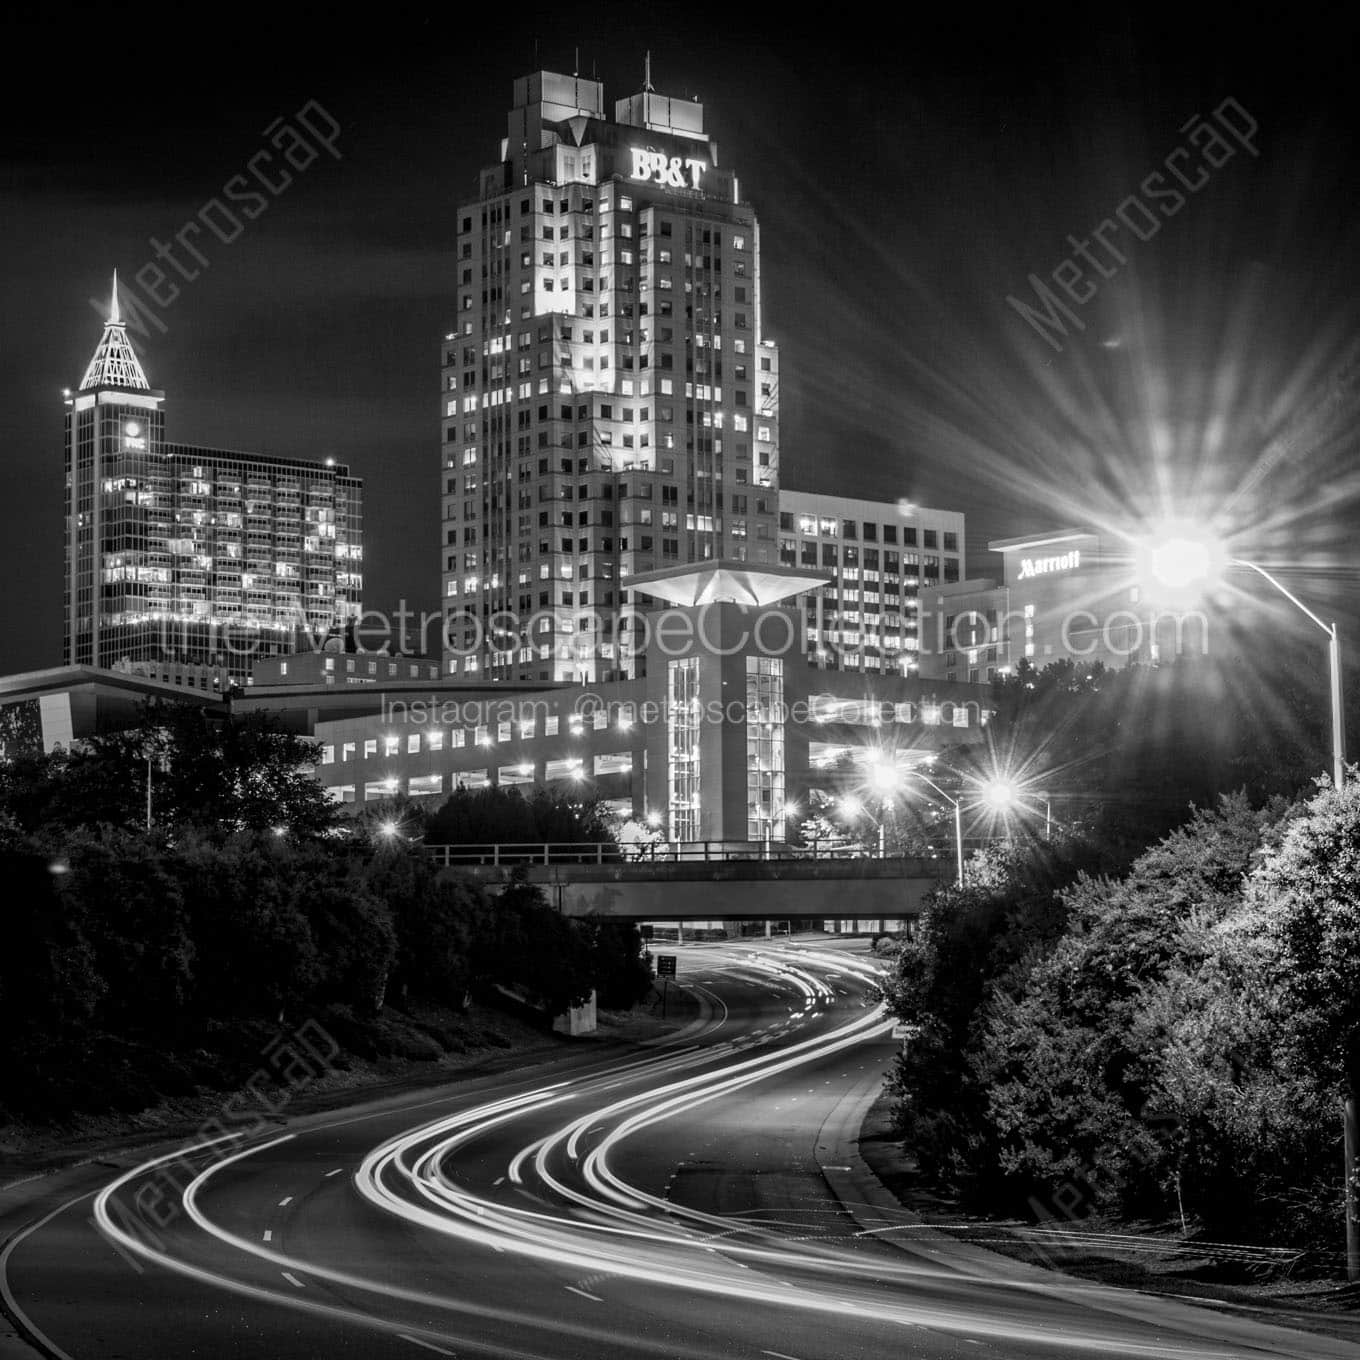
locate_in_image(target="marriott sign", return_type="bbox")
[1017,548,1082,581]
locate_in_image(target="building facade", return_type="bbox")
[776,491,965,679]
[916,578,1010,683]
[918,527,1209,680]
[313,564,991,842]
[65,281,364,686]
[441,68,779,688]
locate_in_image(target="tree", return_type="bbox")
[973,797,1294,1222]
[0,703,338,841]
[0,700,42,762]
[174,834,322,1019]
[141,706,338,837]
[0,847,102,1060]
[588,919,654,1009]
[363,846,485,1007]
[425,786,614,846]
[1251,775,1360,1271]
[61,829,196,1030]
[470,871,596,1019]
[882,837,1083,1195]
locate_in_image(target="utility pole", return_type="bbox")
[1346,1086,1359,1282]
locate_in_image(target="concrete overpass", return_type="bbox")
[430,844,947,922]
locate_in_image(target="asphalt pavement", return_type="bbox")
[3,938,1358,1360]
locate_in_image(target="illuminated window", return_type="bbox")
[667,657,701,842]
[746,657,786,841]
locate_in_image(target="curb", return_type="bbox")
[815,1046,1360,1360]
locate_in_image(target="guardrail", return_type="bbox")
[425,840,881,867]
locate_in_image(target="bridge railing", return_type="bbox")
[425,840,880,868]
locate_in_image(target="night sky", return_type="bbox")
[3,7,1358,674]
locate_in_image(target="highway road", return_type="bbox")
[3,938,1359,1360]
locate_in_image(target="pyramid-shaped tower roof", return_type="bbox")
[79,272,150,392]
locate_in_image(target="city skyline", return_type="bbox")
[3,11,1358,676]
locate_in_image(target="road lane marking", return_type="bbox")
[0,1193,88,1360]
[278,1196,292,1206]
[565,1285,603,1302]
[398,1335,457,1356]
[281,1271,306,1288]
[492,1175,505,1186]
[763,1351,805,1359]
[263,1229,273,1242]
[324,1167,344,1177]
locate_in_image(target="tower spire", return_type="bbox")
[644,50,654,92]
[79,269,150,392]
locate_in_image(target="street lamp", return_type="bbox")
[1144,529,1345,788]
[900,768,964,887]
[837,793,886,859]
[1146,526,1351,1278]
[981,777,1052,840]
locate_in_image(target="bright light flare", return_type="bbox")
[1139,521,1225,592]
[980,778,1019,811]
[866,761,901,795]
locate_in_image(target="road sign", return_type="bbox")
[639,924,654,940]
[891,1021,921,1040]
[656,954,677,978]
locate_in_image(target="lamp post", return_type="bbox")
[1147,537,1345,788]
[838,794,886,859]
[902,769,964,887]
[981,778,1053,841]
[1147,531,1351,1277]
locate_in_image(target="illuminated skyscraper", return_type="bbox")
[441,65,780,684]
[64,278,363,686]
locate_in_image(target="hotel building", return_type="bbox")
[918,527,1208,680]
[441,66,779,687]
[65,281,364,686]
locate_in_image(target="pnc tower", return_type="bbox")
[64,277,364,686]
[441,64,781,684]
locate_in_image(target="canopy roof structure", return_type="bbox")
[624,560,829,607]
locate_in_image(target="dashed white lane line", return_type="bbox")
[262,1229,273,1242]
[492,1175,505,1186]
[398,1334,457,1355]
[565,1285,603,1303]
[763,1351,805,1360]
[324,1167,344,1177]
[277,1195,292,1206]
[281,1271,306,1289]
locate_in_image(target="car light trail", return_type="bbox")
[85,948,1310,1360]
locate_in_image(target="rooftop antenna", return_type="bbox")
[574,46,579,77]
[644,50,654,92]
